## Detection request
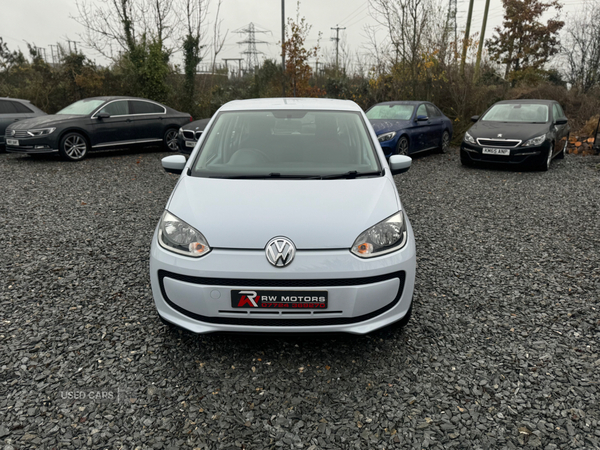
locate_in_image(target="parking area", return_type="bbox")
[1,149,599,449]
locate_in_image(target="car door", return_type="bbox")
[426,103,444,148]
[413,103,431,151]
[92,100,133,147]
[128,100,167,142]
[552,103,568,155]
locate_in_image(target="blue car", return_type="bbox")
[366,101,453,157]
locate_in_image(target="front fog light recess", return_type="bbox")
[351,212,408,258]
[158,211,211,257]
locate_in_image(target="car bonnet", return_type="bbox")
[166,176,401,250]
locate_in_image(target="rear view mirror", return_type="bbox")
[389,154,412,175]
[162,155,186,175]
[471,115,479,123]
[555,118,568,125]
[96,113,110,119]
[416,115,429,122]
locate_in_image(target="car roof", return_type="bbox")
[78,96,165,103]
[372,101,429,106]
[495,99,556,105]
[0,97,34,103]
[220,97,362,112]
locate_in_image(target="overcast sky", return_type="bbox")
[0,0,585,71]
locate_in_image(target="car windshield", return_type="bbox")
[56,99,106,115]
[481,103,549,123]
[366,104,414,120]
[191,110,381,179]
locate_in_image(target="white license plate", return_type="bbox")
[185,140,196,147]
[6,139,19,146]
[482,148,510,156]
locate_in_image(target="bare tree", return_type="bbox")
[211,0,228,74]
[563,0,600,91]
[74,0,176,60]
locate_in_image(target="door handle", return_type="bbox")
[126,119,132,122]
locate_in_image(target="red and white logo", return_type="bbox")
[237,290,260,307]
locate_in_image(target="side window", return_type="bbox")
[129,101,165,115]
[11,101,34,113]
[554,103,565,119]
[0,100,17,114]
[97,100,129,116]
[416,104,428,118]
[426,104,441,118]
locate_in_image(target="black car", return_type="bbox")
[5,96,192,161]
[177,118,210,154]
[0,98,46,149]
[461,99,570,171]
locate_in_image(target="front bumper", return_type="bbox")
[177,135,198,154]
[461,141,549,165]
[5,135,59,154]
[149,223,416,334]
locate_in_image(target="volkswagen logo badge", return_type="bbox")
[265,237,296,267]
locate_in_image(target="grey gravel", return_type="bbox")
[1,148,599,449]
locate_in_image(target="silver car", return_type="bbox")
[150,98,416,334]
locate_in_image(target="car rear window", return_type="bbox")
[130,101,165,115]
[366,104,414,120]
[0,100,17,114]
[482,104,549,123]
[11,101,33,113]
[192,110,381,178]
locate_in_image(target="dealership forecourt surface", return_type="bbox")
[1,147,599,448]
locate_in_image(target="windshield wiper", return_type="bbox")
[320,170,383,180]
[209,173,322,179]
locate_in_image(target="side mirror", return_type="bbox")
[162,155,186,175]
[416,115,429,122]
[389,154,412,175]
[555,118,568,125]
[96,113,110,119]
[471,115,479,123]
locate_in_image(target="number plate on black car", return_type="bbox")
[231,290,328,309]
[482,148,510,156]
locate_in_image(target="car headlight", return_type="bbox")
[158,211,211,257]
[178,127,184,136]
[522,134,546,147]
[351,212,408,258]
[378,131,397,142]
[26,128,56,137]
[464,131,476,144]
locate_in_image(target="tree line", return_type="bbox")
[1,0,600,140]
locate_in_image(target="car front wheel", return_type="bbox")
[59,132,89,161]
[556,135,568,159]
[439,130,450,153]
[397,136,409,155]
[163,128,179,152]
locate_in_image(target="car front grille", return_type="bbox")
[9,130,31,139]
[183,130,195,139]
[476,138,521,148]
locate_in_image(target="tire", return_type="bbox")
[556,135,568,159]
[439,130,450,153]
[460,149,473,166]
[59,132,89,161]
[163,128,179,152]
[396,136,409,156]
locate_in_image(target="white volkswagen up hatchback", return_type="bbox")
[150,98,416,334]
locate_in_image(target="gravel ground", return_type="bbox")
[1,147,599,450]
